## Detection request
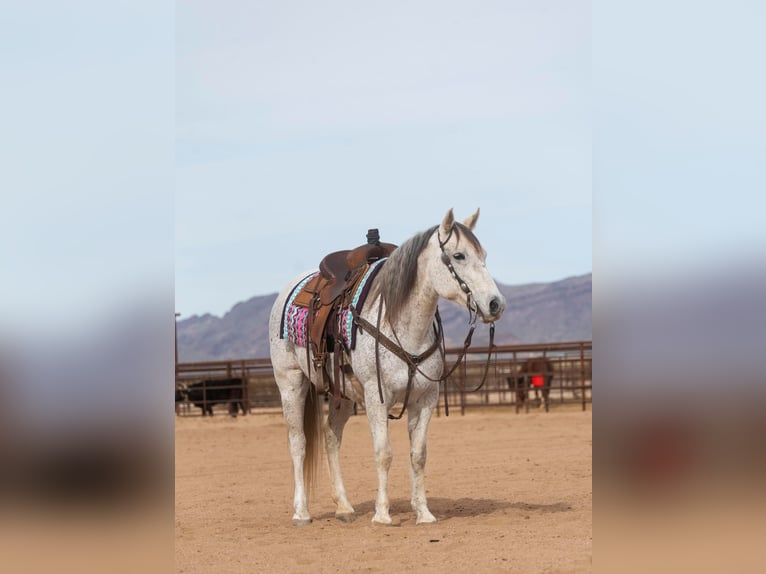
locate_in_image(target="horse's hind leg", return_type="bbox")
[407,403,437,524]
[325,398,356,522]
[277,369,313,525]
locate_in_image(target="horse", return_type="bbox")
[508,357,554,411]
[268,208,505,526]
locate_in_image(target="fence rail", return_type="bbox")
[175,341,591,416]
[439,341,592,416]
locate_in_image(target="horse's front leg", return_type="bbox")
[407,401,437,524]
[364,398,393,525]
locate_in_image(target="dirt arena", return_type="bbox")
[175,405,592,573]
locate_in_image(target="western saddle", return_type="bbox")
[293,229,396,401]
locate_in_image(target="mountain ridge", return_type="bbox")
[177,272,592,361]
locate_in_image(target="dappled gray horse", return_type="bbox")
[269,208,505,525]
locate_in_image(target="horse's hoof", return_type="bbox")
[292,518,312,527]
[335,512,356,523]
[416,514,437,525]
[371,515,393,526]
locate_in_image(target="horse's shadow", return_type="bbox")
[315,497,573,522]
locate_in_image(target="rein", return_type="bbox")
[349,227,496,419]
[349,303,442,420]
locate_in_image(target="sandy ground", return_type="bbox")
[175,405,592,573]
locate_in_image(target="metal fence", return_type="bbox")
[175,341,591,416]
[175,358,277,416]
[438,341,592,416]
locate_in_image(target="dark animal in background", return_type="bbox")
[508,357,554,411]
[185,378,248,417]
[175,384,188,415]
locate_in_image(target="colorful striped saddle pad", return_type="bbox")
[280,258,387,350]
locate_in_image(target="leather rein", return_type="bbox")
[350,227,496,419]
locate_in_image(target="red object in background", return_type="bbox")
[531,375,544,387]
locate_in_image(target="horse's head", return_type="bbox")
[429,208,506,323]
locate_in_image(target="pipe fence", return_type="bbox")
[175,341,591,416]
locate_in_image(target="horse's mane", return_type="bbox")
[375,222,482,323]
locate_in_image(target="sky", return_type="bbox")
[1,2,174,336]
[593,1,766,289]
[4,1,763,331]
[175,0,592,318]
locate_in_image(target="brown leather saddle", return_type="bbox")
[293,229,397,400]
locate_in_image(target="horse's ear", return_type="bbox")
[440,208,455,238]
[463,208,480,230]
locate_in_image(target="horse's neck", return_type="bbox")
[382,276,439,352]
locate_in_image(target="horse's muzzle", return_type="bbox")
[479,296,505,322]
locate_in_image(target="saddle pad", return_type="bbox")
[280,272,318,344]
[531,375,545,388]
[338,257,387,349]
[279,259,387,349]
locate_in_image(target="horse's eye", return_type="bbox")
[453,252,465,261]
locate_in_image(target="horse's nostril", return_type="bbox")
[489,298,500,315]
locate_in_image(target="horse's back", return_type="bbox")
[524,357,553,376]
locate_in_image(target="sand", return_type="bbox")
[175,405,591,573]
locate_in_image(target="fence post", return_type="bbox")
[579,343,586,411]
[241,360,250,414]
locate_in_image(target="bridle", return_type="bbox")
[435,227,496,412]
[438,226,478,315]
[350,226,496,419]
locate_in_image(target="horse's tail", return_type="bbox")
[303,381,324,500]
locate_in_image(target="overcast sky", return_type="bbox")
[2,2,173,336]
[175,0,592,317]
[6,2,762,333]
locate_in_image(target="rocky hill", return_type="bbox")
[177,273,591,362]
